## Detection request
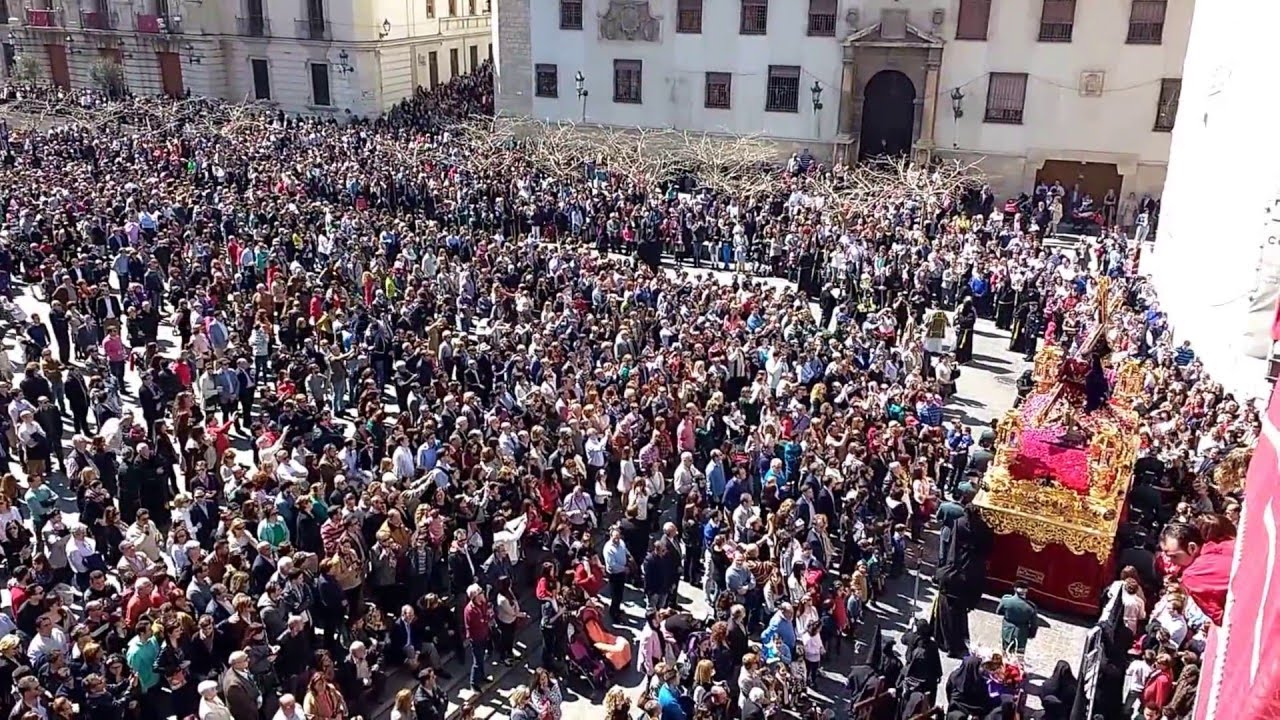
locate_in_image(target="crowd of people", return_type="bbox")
[0,57,1253,720]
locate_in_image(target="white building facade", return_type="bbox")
[1,0,491,116]
[494,0,1192,199]
[1149,0,1280,398]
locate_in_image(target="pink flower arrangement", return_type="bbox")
[1008,426,1091,494]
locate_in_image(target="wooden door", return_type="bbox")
[1036,160,1122,206]
[99,47,123,64]
[156,51,183,98]
[46,44,70,89]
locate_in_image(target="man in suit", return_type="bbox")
[275,615,314,694]
[659,523,682,608]
[93,288,123,329]
[249,542,276,596]
[220,651,262,720]
[387,605,447,674]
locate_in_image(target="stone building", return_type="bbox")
[493,0,1192,199]
[1,0,491,116]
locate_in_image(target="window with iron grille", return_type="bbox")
[806,0,835,37]
[765,65,799,113]
[677,0,702,33]
[1038,0,1075,42]
[613,59,642,103]
[1127,0,1166,44]
[984,72,1027,124]
[535,64,558,98]
[955,0,990,40]
[705,72,731,109]
[740,0,767,35]
[425,0,434,17]
[1153,78,1180,131]
[560,0,582,30]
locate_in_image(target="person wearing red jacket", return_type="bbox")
[1141,654,1175,709]
[462,584,493,692]
[1160,523,1231,625]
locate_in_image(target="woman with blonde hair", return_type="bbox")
[388,688,416,720]
[691,658,716,706]
[604,687,632,720]
[508,686,535,720]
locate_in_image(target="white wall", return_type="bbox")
[1150,0,1280,398]
[940,0,1190,162]
[521,0,842,142]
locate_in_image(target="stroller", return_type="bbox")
[564,619,612,694]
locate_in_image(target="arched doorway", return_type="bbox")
[858,70,916,159]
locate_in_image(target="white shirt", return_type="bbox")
[392,445,416,480]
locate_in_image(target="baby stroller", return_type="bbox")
[564,620,612,694]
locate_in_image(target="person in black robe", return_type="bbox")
[945,656,996,720]
[1008,301,1030,353]
[899,619,944,707]
[1021,302,1042,362]
[932,505,993,659]
[953,299,977,365]
[1038,660,1077,720]
[994,282,1016,331]
[846,629,897,720]
[898,691,931,720]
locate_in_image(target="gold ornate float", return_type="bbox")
[974,277,1141,560]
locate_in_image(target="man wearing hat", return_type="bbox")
[198,678,232,720]
[996,580,1039,660]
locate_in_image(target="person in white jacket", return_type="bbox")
[197,680,233,720]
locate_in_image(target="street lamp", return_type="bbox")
[337,49,354,75]
[575,70,588,123]
[949,87,964,148]
[184,41,203,64]
[810,80,823,137]
[378,18,391,39]
[64,34,82,54]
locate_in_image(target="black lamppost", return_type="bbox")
[337,49,353,76]
[378,18,391,39]
[810,80,823,136]
[575,70,588,123]
[949,87,964,148]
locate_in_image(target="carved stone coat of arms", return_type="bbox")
[599,0,661,42]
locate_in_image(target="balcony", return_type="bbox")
[24,8,66,27]
[440,15,490,32]
[294,17,331,40]
[79,9,117,30]
[235,15,270,37]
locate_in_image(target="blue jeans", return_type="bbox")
[469,639,487,688]
[332,376,347,413]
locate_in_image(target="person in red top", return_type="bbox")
[124,577,154,627]
[1160,523,1231,625]
[1141,653,1175,709]
[462,584,493,692]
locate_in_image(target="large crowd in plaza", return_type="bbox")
[0,62,1253,720]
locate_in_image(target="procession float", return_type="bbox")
[974,278,1143,615]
